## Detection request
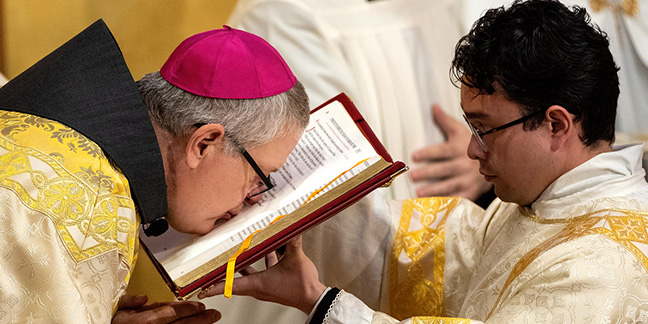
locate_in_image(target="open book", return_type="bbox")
[140,93,407,299]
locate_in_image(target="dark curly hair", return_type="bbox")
[451,0,619,146]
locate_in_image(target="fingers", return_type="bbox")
[173,309,222,324]
[117,295,148,310]
[414,168,492,200]
[240,264,258,276]
[197,247,283,299]
[431,104,462,139]
[409,158,466,183]
[198,281,227,299]
[266,251,279,268]
[413,104,472,164]
[154,302,220,324]
[410,152,484,198]
[198,274,259,299]
[285,235,303,252]
[411,142,455,162]
[148,301,207,322]
[415,177,465,198]
[112,300,221,324]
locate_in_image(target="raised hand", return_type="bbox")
[410,104,491,200]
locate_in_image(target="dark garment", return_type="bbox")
[0,20,168,234]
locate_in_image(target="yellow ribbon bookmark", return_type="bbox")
[224,158,371,298]
[224,214,284,298]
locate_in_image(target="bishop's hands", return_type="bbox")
[112,295,221,324]
[410,104,492,201]
[197,235,327,315]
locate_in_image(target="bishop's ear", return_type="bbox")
[185,123,226,168]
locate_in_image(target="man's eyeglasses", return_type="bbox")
[463,109,545,152]
[194,123,276,197]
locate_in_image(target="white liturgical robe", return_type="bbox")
[311,144,648,323]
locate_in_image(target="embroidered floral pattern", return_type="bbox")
[76,166,115,192]
[370,313,473,324]
[389,197,459,320]
[0,110,138,266]
[489,209,648,318]
[0,111,56,137]
[412,317,472,324]
[41,179,90,222]
[0,110,104,158]
[51,127,103,158]
[607,216,648,244]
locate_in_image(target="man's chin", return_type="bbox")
[493,186,536,206]
[492,186,511,203]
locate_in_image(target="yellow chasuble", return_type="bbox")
[0,110,139,323]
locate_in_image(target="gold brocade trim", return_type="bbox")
[389,197,459,320]
[412,317,472,324]
[0,110,139,268]
[590,0,639,16]
[488,208,648,318]
[519,206,595,224]
[0,110,105,160]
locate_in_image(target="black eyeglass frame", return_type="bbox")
[463,109,546,152]
[240,149,275,197]
[194,123,275,197]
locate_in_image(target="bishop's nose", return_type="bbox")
[228,202,245,217]
[245,194,263,205]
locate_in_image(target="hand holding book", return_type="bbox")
[197,235,326,315]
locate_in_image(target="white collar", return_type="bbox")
[525,144,648,220]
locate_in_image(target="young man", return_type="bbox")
[0,22,309,323]
[200,1,648,323]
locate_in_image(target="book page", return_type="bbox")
[140,99,383,281]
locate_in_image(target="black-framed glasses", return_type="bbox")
[463,109,545,152]
[241,149,276,197]
[194,123,275,197]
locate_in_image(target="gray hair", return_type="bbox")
[137,71,309,155]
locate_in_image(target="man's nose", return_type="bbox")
[467,136,487,160]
